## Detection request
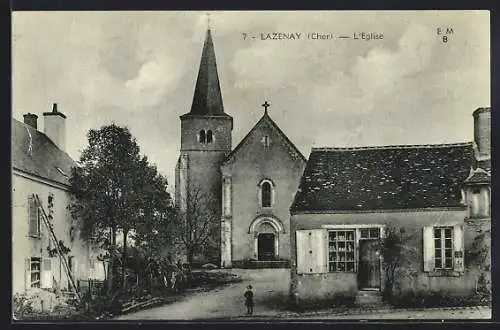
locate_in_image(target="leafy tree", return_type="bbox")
[378,223,418,301]
[132,199,176,262]
[173,186,219,264]
[68,124,172,296]
[466,226,491,302]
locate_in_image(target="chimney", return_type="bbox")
[473,107,491,163]
[43,103,66,150]
[23,113,38,129]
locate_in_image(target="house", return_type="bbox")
[289,107,491,304]
[175,27,306,267]
[12,104,106,303]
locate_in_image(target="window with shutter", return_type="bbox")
[424,225,465,275]
[422,226,435,272]
[328,230,356,272]
[453,225,465,272]
[296,229,327,274]
[434,227,453,270]
[28,196,40,237]
[30,257,41,288]
[24,258,30,290]
[41,258,52,289]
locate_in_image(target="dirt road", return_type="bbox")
[114,269,290,320]
[114,269,490,321]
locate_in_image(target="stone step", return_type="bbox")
[355,290,384,307]
[232,260,290,269]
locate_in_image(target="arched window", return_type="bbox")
[206,130,213,143]
[261,181,272,207]
[198,130,206,143]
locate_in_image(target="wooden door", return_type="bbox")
[358,240,381,289]
[258,233,275,261]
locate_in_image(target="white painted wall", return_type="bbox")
[12,172,92,294]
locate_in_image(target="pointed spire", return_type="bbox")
[188,21,227,117]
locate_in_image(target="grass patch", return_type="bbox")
[190,271,243,287]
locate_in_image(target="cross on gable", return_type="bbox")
[262,101,270,113]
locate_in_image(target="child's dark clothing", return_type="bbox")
[244,289,254,315]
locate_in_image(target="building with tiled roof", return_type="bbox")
[12,104,105,303]
[291,143,475,212]
[12,116,75,187]
[464,167,491,185]
[289,107,491,306]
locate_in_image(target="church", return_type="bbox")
[175,27,306,268]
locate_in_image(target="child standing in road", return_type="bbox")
[244,284,254,315]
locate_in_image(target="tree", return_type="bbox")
[132,202,176,262]
[379,223,418,301]
[173,186,219,264]
[466,226,491,302]
[128,156,175,261]
[68,124,172,296]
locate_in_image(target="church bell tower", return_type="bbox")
[175,25,233,262]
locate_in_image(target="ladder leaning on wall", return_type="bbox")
[32,194,82,302]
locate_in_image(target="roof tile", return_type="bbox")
[291,143,475,212]
[12,119,76,186]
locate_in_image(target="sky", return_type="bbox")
[12,11,490,192]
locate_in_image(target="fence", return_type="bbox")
[77,279,105,296]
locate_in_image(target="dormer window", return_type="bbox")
[198,129,214,144]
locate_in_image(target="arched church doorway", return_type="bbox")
[256,222,277,261]
[258,233,275,261]
[249,216,284,262]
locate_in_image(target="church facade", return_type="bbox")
[220,109,306,268]
[175,28,306,267]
